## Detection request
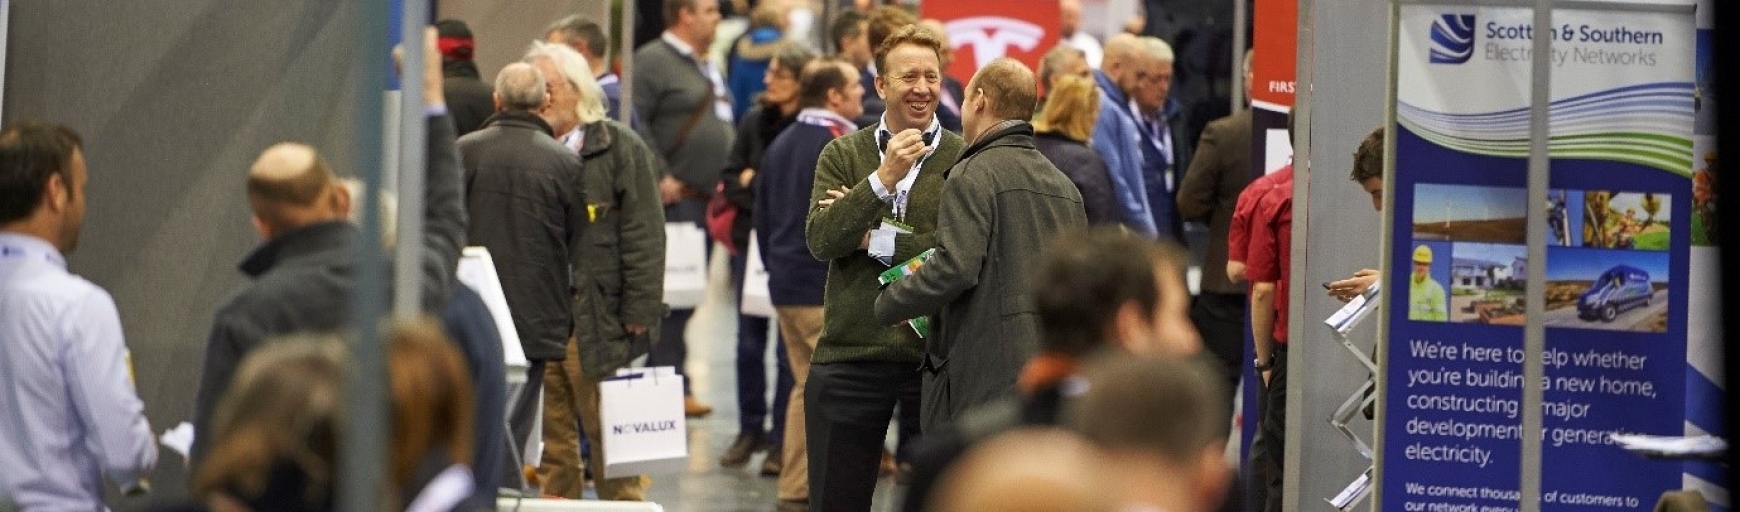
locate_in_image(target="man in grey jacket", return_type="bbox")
[874,58,1088,432]
[632,0,733,415]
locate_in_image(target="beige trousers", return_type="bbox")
[775,306,824,502]
[539,336,650,500]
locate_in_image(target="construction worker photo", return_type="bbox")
[1409,244,1448,322]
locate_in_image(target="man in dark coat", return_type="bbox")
[437,19,494,136]
[458,62,585,465]
[873,58,1088,432]
[1174,50,1256,405]
[193,35,467,468]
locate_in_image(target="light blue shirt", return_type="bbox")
[0,232,156,511]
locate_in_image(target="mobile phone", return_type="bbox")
[1321,281,1334,290]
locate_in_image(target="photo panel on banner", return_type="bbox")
[1381,2,1704,510]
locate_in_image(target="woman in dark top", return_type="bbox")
[1032,74,1121,226]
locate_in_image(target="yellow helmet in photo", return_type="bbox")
[1413,245,1434,264]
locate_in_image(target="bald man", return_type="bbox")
[928,429,1114,512]
[191,27,468,468]
[1058,0,1103,68]
[874,58,1088,431]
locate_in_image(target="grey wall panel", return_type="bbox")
[5,2,364,506]
[1287,0,1392,508]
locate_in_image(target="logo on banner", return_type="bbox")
[1429,14,1477,64]
[945,16,1045,68]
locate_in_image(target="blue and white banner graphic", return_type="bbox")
[1382,3,1705,511]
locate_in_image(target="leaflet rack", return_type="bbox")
[1322,284,1381,511]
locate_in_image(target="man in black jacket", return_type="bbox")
[192,29,467,469]
[458,62,586,470]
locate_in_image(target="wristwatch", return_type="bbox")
[1253,358,1273,371]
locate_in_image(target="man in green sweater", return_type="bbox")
[802,25,965,511]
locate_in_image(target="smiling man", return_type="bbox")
[802,25,965,512]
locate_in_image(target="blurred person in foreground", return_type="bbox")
[193,319,477,511]
[0,122,158,510]
[898,227,1202,512]
[193,27,466,471]
[1032,73,1119,226]
[1069,355,1233,512]
[874,57,1088,432]
[927,429,1113,512]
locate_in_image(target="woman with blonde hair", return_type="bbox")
[1032,74,1120,226]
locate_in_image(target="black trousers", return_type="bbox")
[1249,344,1288,512]
[1191,292,1247,412]
[806,361,922,512]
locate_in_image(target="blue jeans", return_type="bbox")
[731,251,792,442]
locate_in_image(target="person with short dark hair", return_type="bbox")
[1071,356,1233,512]
[436,19,494,136]
[803,24,964,511]
[874,57,1088,431]
[0,122,158,510]
[756,56,863,508]
[547,14,638,128]
[1037,44,1090,104]
[1325,126,1389,301]
[193,29,467,471]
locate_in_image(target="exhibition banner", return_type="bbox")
[1382,3,1695,510]
[922,0,1060,85]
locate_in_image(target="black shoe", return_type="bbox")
[760,446,783,476]
[720,432,768,468]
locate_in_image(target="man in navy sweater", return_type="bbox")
[753,56,865,510]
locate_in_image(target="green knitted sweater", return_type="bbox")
[804,127,966,364]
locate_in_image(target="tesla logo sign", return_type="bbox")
[946,17,1045,68]
[924,0,1059,83]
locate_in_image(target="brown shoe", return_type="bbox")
[776,499,808,512]
[684,396,714,417]
[760,446,783,476]
[720,432,768,467]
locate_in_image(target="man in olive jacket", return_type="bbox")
[874,59,1088,433]
[803,26,965,511]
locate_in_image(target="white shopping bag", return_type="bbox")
[599,367,689,478]
[663,223,708,309]
[740,233,775,318]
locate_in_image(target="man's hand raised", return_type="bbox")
[876,129,926,191]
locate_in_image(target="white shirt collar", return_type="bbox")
[796,107,855,129]
[0,232,65,268]
[662,31,701,60]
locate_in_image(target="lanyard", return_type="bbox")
[874,119,940,220]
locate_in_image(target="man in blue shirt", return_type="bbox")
[0,122,158,510]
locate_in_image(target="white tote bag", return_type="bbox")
[740,233,775,318]
[663,222,708,309]
[599,367,689,478]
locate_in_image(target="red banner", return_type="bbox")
[1250,0,1298,110]
[922,0,1062,84]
